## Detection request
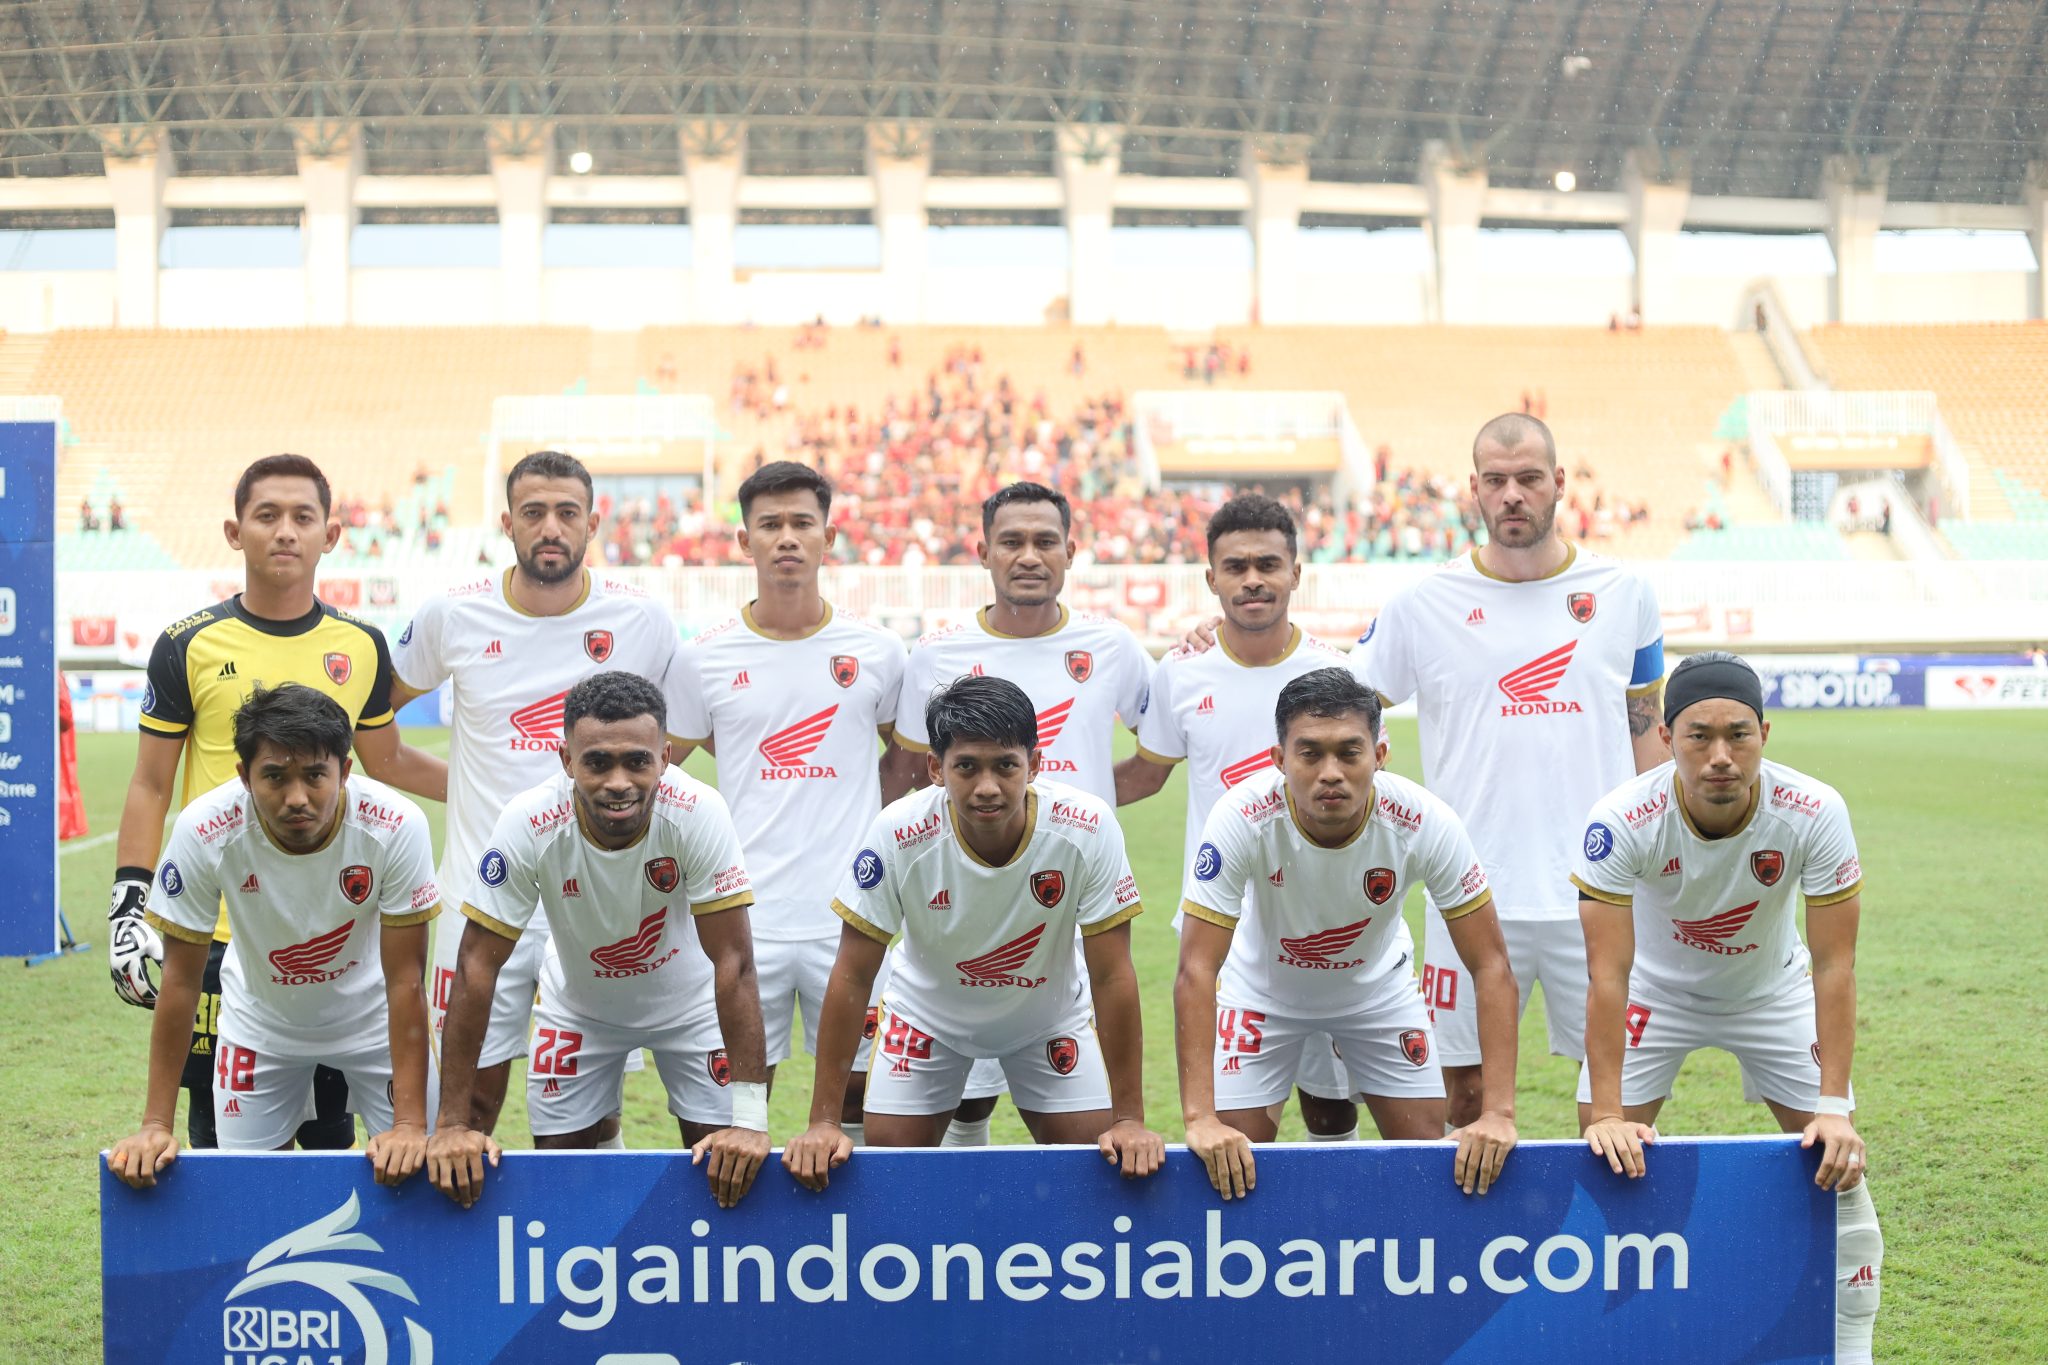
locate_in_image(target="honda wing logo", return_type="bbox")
[221,1191,432,1363]
[1496,641,1584,716]
[1219,750,1275,788]
[759,704,840,779]
[956,922,1049,988]
[508,690,569,752]
[1671,901,1761,956]
[1035,698,1074,747]
[267,920,358,986]
[591,908,679,978]
[1277,917,1373,970]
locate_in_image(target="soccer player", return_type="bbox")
[392,449,690,1139]
[784,675,1162,1188]
[427,672,770,1210]
[1175,669,1517,1200]
[1115,493,1381,1143]
[667,462,914,1141]
[1572,651,1881,1364]
[883,481,1154,1145]
[107,454,446,1151]
[107,685,438,1186]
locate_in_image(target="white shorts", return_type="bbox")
[525,995,730,1137]
[860,999,1110,1118]
[1424,912,1585,1067]
[1575,974,1853,1112]
[851,951,1010,1102]
[1214,971,1444,1111]
[756,935,836,1068]
[432,911,547,1071]
[211,1031,411,1151]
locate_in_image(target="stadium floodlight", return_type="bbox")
[569,149,594,175]
[1553,170,1577,193]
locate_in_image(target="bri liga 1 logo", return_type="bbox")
[218,1192,432,1363]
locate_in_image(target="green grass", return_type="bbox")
[5,713,2045,1360]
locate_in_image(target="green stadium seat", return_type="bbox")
[1669,524,1852,561]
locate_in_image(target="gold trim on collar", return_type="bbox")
[1675,775,1761,841]
[977,603,1069,640]
[743,599,835,640]
[502,566,592,618]
[950,790,1038,867]
[1284,782,1372,850]
[1218,624,1303,669]
[1471,541,1577,583]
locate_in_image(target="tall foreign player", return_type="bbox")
[108,454,447,1153]
[428,672,770,1210]
[667,463,914,1148]
[881,481,1155,1146]
[1572,652,1881,1364]
[1115,494,1387,1143]
[391,450,691,1141]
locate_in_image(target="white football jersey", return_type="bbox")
[1136,626,1351,859]
[1180,769,1490,1014]
[146,775,440,1054]
[1349,545,1664,921]
[668,603,906,942]
[463,767,755,1030]
[391,568,688,932]
[1571,759,1863,1010]
[894,606,1153,805]
[830,781,1143,1052]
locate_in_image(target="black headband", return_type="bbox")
[1663,656,1765,728]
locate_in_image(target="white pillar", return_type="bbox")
[295,125,360,326]
[1243,135,1310,325]
[2025,164,2047,322]
[1823,155,1888,325]
[1419,140,1487,324]
[1056,124,1122,326]
[867,124,931,325]
[1623,150,1690,324]
[683,121,746,324]
[101,135,172,328]
[489,122,551,325]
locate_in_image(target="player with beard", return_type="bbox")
[879,481,1154,1146]
[391,450,691,1143]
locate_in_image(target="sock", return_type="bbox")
[595,1132,625,1151]
[1307,1127,1360,1143]
[841,1122,864,1149]
[1443,1122,1457,1137]
[941,1116,991,1147]
[1835,1178,1883,1365]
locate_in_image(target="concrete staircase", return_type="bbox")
[1725,331,1785,393]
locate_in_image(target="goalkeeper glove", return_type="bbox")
[108,867,163,1009]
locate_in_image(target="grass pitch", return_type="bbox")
[4,711,2044,1360]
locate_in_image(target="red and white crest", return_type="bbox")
[1751,850,1785,886]
[338,864,374,905]
[584,629,615,663]
[862,1006,880,1041]
[1046,1036,1080,1076]
[644,856,680,893]
[1400,1029,1431,1067]
[830,654,860,688]
[1567,592,1597,624]
[1065,650,1093,683]
[1364,867,1397,905]
[323,651,352,686]
[1030,869,1066,908]
[707,1048,732,1086]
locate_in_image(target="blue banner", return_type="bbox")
[0,421,57,956]
[102,1139,1834,1364]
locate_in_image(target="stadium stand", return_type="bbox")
[1669,524,1852,562]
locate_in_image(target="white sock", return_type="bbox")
[941,1116,991,1147]
[841,1121,864,1149]
[1307,1127,1359,1143]
[1836,1178,1883,1365]
[595,1131,625,1151]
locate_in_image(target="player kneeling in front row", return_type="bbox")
[1573,651,1882,1365]
[785,674,1164,1186]
[1176,668,1520,1201]
[428,671,771,1210]
[108,684,439,1187]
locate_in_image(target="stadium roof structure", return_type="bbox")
[1,0,2044,204]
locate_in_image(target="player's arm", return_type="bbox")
[387,676,429,711]
[1173,910,1254,1198]
[109,732,183,1007]
[785,920,888,1191]
[367,918,433,1187]
[1113,753,1173,805]
[1082,920,1163,1179]
[1577,889,1653,1177]
[879,735,923,800]
[1441,898,1519,1194]
[351,722,449,804]
[1803,892,1865,1190]
[1626,684,1666,774]
[426,917,517,1208]
[692,901,771,1209]
[106,933,210,1188]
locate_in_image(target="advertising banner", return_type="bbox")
[1924,665,2048,709]
[103,1139,1834,1364]
[0,421,57,955]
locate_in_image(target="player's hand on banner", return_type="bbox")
[367,1122,429,1187]
[107,1123,179,1190]
[693,1125,771,1208]
[1097,1119,1166,1180]
[1184,1115,1256,1200]
[426,1124,501,1208]
[1450,1110,1518,1195]
[782,1121,854,1192]
[107,871,162,1009]
[1582,1114,1656,1179]
[1800,1112,1866,1190]
[1179,616,1223,653]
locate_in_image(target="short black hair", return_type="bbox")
[1206,493,1298,560]
[234,454,332,519]
[1472,413,1556,467]
[563,670,667,738]
[505,450,594,509]
[981,481,1072,538]
[926,674,1038,757]
[738,460,833,524]
[232,683,354,766]
[1274,668,1383,745]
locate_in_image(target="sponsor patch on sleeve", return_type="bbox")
[1193,842,1223,882]
[478,848,509,888]
[1583,823,1616,862]
[853,848,885,890]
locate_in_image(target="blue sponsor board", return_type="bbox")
[0,422,57,956]
[103,1139,1833,1364]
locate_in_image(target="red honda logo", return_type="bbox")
[1567,592,1597,624]
[956,922,1046,983]
[1364,867,1396,905]
[584,629,614,662]
[1751,850,1785,886]
[1280,917,1373,963]
[338,864,373,905]
[1035,698,1074,748]
[510,690,569,745]
[1400,1029,1430,1066]
[830,655,860,688]
[707,1048,732,1087]
[760,704,838,765]
[267,920,355,983]
[591,908,669,972]
[323,651,352,686]
[1220,750,1276,788]
[1498,641,1577,704]
[644,857,680,893]
[1065,650,1093,683]
[1046,1036,1080,1076]
[1030,870,1065,908]
[1673,900,1760,950]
